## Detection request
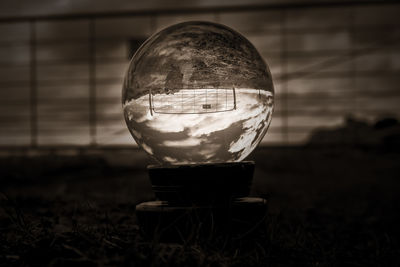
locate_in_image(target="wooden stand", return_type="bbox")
[136,161,268,241]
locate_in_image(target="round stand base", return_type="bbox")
[136,197,268,241]
[148,161,255,204]
[136,162,266,241]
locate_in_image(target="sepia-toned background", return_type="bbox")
[1,0,399,151]
[1,2,400,265]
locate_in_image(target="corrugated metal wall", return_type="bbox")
[0,3,399,147]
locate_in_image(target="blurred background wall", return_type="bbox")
[0,0,399,152]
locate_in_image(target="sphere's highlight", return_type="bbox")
[122,21,274,164]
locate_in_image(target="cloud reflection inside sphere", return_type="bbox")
[122,21,274,164]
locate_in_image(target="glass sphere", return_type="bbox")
[122,21,274,164]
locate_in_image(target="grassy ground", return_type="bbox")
[0,146,399,266]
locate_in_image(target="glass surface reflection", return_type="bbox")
[122,21,274,164]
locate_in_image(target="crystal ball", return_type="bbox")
[122,21,274,164]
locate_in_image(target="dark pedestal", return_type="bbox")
[135,161,268,241]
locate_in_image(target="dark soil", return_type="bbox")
[1,146,399,266]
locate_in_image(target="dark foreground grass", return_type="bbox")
[0,147,399,266]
